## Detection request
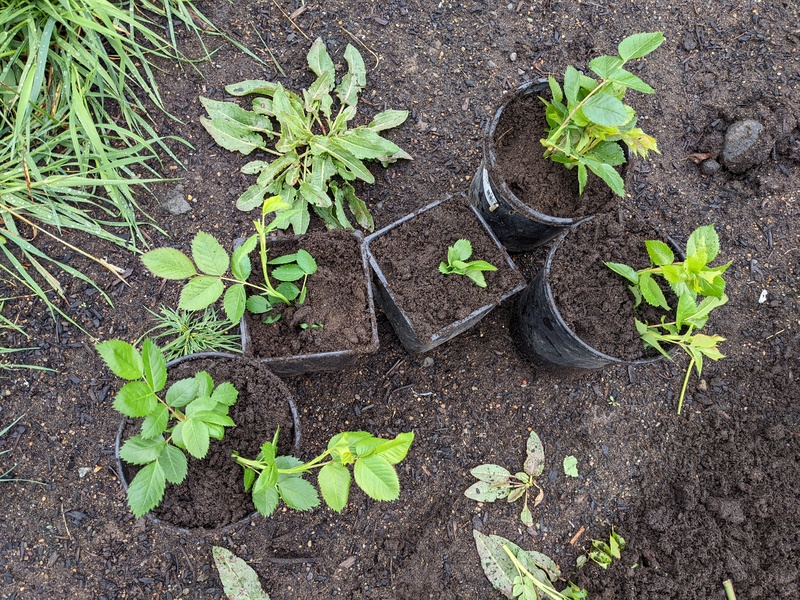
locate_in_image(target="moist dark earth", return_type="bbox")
[1,1,799,599]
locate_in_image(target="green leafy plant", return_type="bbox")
[439,239,498,288]
[142,196,317,325]
[464,431,545,527]
[140,306,242,361]
[540,32,665,196]
[605,224,729,413]
[576,528,627,570]
[299,322,324,330]
[473,531,588,600]
[212,546,271,600]
[96,338,239,518]
[199,37,411,234]
[233,429,414,516]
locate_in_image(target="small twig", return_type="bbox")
[723,579,737,600]
[272,0,310,41]
[265,556,321,565]
[60,503,72,541]
[178,545,196,579]
[340,27,380,70]
[569,526,586,546]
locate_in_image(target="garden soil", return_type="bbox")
[1,1,798,599]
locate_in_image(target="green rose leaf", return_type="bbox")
[127,461,166,518]
[252,486,280,517]
[212,382,239,407]
[119,435,166,465]
[140,404,170,439]
[166,377,200,407]
[96,340,143,381]
[618,31,665,61]
[141,248,197,280]
[353,454,399,501]
[141,338,167,392]
[318,462,352,512]
[182,418,211,459]
[158,444,188,485]
[582,93,629,127]
[277,476,320,511]
[192,232,230,276]
[645,240,675,266]
[224,284,247,323]
[114,382,159,418]
[179,276,225,312]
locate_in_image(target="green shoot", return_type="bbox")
[541,32,664,196]
[233,429,414,516]
[605,224,730,413]
[439,239,498,288]
[140,306,242,361]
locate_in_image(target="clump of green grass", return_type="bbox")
[140,305,242,361]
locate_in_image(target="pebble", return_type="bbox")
[162,184,192,215]
[721,119,774,174]
[700,159,721,175]
[509,52,517,62]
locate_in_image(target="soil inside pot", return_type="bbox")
[120,357,296,529]
[368,198,525,340]
[243,229,374,358]
[549,214,676,361]
[492,92,622,219]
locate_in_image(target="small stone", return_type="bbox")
[721,119,774,174]
[697,379,708,392]
[78,467,92,478]
[683,37,697,51]
[422,357,434,368]
[509,52,517,62]
[162,184,192,215]
[699,159,721,175]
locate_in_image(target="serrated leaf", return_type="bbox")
[686,225,720,264]
[639,273,670,310]
[127,461,166,518]
[470,464,512,483]
[120,435,166,465]
[354,454,399,501]
[591,141,626,167]
[577,162,588,195]
[582,94,629,127]
[563,455,579,477]
[253,486,280,517]
[523,431,545,477]
[277,476,320,511]
[464,481,510,502]
[158,444,188,485]
[253,464,278,495]
[212,547,271,600]
[584,160,626,197]
[140,404,169,439]
[141,248,197,280]
[141,339,167,392]
[231,236,257,281]
[166,377,200,408]
[271,264,305,282]
[588,55,624,79]
[547,76,563,104]
[192,232,230,277]
[473,530,517,597]
[195,372,214,397]
[319,462,352,512]
[182,418,210,459]
[295,249,318,275]
[96,340,144,381]
[200,116,264,155]
[212,382,239,407]
[224,284,247,323]
[645,240,675,266]
[179,276,225,312]
[618,32,665,61]
[114,382,159,418]
[564,66,581,106]
[373,432,414,464]
[246,295,271,314]
[607,67,654,94]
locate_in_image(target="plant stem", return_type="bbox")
[544,78,613,149]
[723,579,737,600]
[677,355,695,415]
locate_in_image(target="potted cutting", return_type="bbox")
[142,196,379,375]
[97,339,301,529]
[515,216,728,413]
[364,196,526,354]
[470,32,664,251]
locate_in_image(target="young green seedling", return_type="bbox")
[541,32,664,196]
[200,37,411,234]
[142,196,317,325]
[96,338,239,518]
[473,531,588,600]
[464,431,545,527]
[605,224,730,413]
[576,528,627,570]
[233,429,414,516]
[439,239,498,288]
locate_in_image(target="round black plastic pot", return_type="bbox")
[470,79,627,253]
[115,352,301,533]
[364,197,526,354]
[238,230,379,376]
[515,231,670,370]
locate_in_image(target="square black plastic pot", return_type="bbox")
[364,197,526,354]
[239,230,379,376]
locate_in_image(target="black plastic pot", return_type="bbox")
[470,79,623,252]
[238,230,379,376]
[364,197,526,354]
[115,352,301,532]
[515,229,672,370]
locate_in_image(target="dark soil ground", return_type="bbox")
[1,1,798,599]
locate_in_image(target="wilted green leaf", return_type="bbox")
[212,547,271,600]
[523,431,545,477]
[563,455,579,478]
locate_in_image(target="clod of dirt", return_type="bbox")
[700,159,721,175]
[161,184,192,215]
[721,119,774,173]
